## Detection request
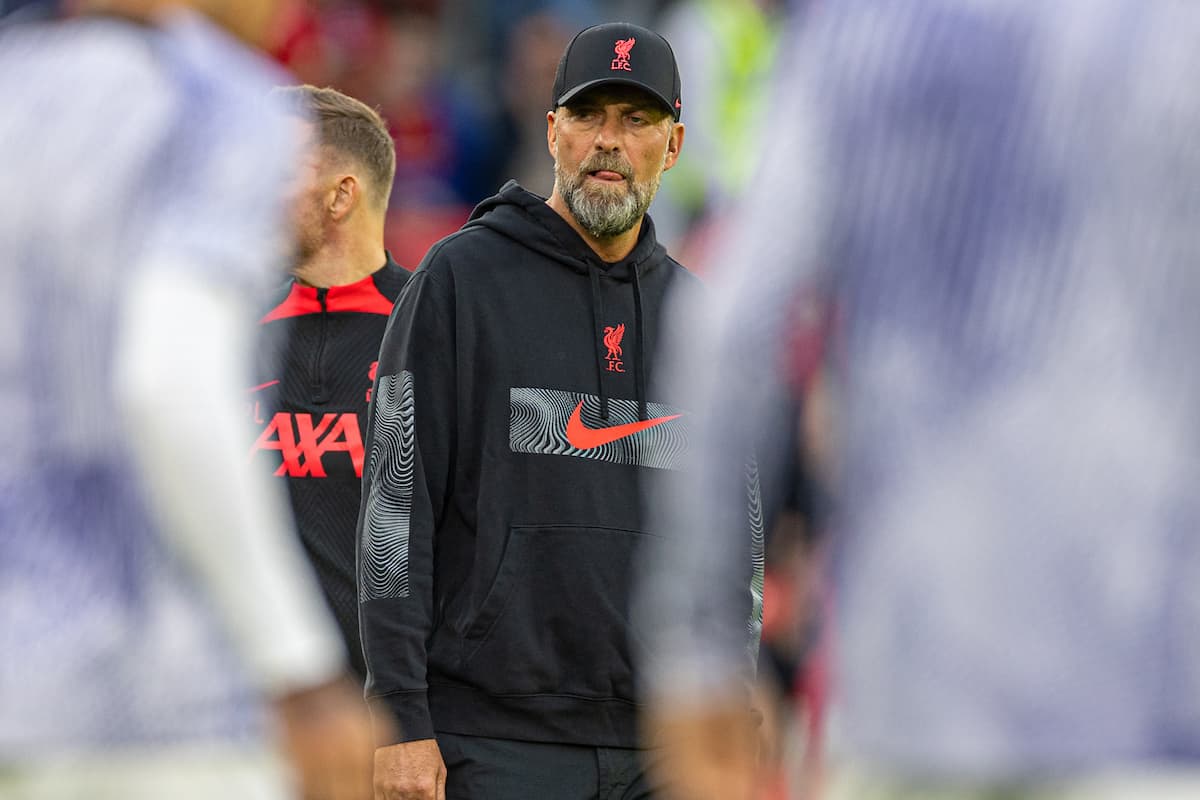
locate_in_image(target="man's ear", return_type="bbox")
[546,110,558,159]
[330,175,358,221]
[662,122,685,172]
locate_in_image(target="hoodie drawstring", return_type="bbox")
[588,263,610,420]
[631,265,647,422]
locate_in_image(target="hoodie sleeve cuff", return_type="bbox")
[369,690,435,745]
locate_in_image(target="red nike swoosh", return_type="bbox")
[565,400,681,450]
[247,380,280,394]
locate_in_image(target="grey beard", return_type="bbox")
[556,160,661,239]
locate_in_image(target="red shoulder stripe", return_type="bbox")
[260,283,321,323]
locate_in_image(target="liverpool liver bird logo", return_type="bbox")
[603,324,625,360]
[611,37,636,71]
[604,324,626,372]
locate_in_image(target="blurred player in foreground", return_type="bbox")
[642,1,1200,798]
[0,1,374,797]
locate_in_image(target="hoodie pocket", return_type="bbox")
[461,525,647,700]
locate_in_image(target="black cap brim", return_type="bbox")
[555,78,678,120]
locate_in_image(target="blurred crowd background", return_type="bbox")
[263,0,799,270]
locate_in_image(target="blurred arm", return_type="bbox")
[639,20,830,800]
[115,266,346,694]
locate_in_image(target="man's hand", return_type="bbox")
[274,675,375,800]
[373,739,447,800]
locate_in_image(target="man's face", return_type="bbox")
[549,85,683,239]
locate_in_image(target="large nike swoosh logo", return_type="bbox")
[565,400,681,450]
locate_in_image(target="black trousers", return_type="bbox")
[438,732,659,800]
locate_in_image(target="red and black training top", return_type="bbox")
[251,255,411,681]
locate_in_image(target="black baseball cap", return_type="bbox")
[552,22,682,122]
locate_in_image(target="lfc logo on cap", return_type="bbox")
[611,37,635,71]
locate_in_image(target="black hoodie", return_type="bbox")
[358,182,758,747]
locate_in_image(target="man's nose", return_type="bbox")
[593,111,623,151]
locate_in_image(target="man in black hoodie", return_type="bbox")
[359,21,764,800]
